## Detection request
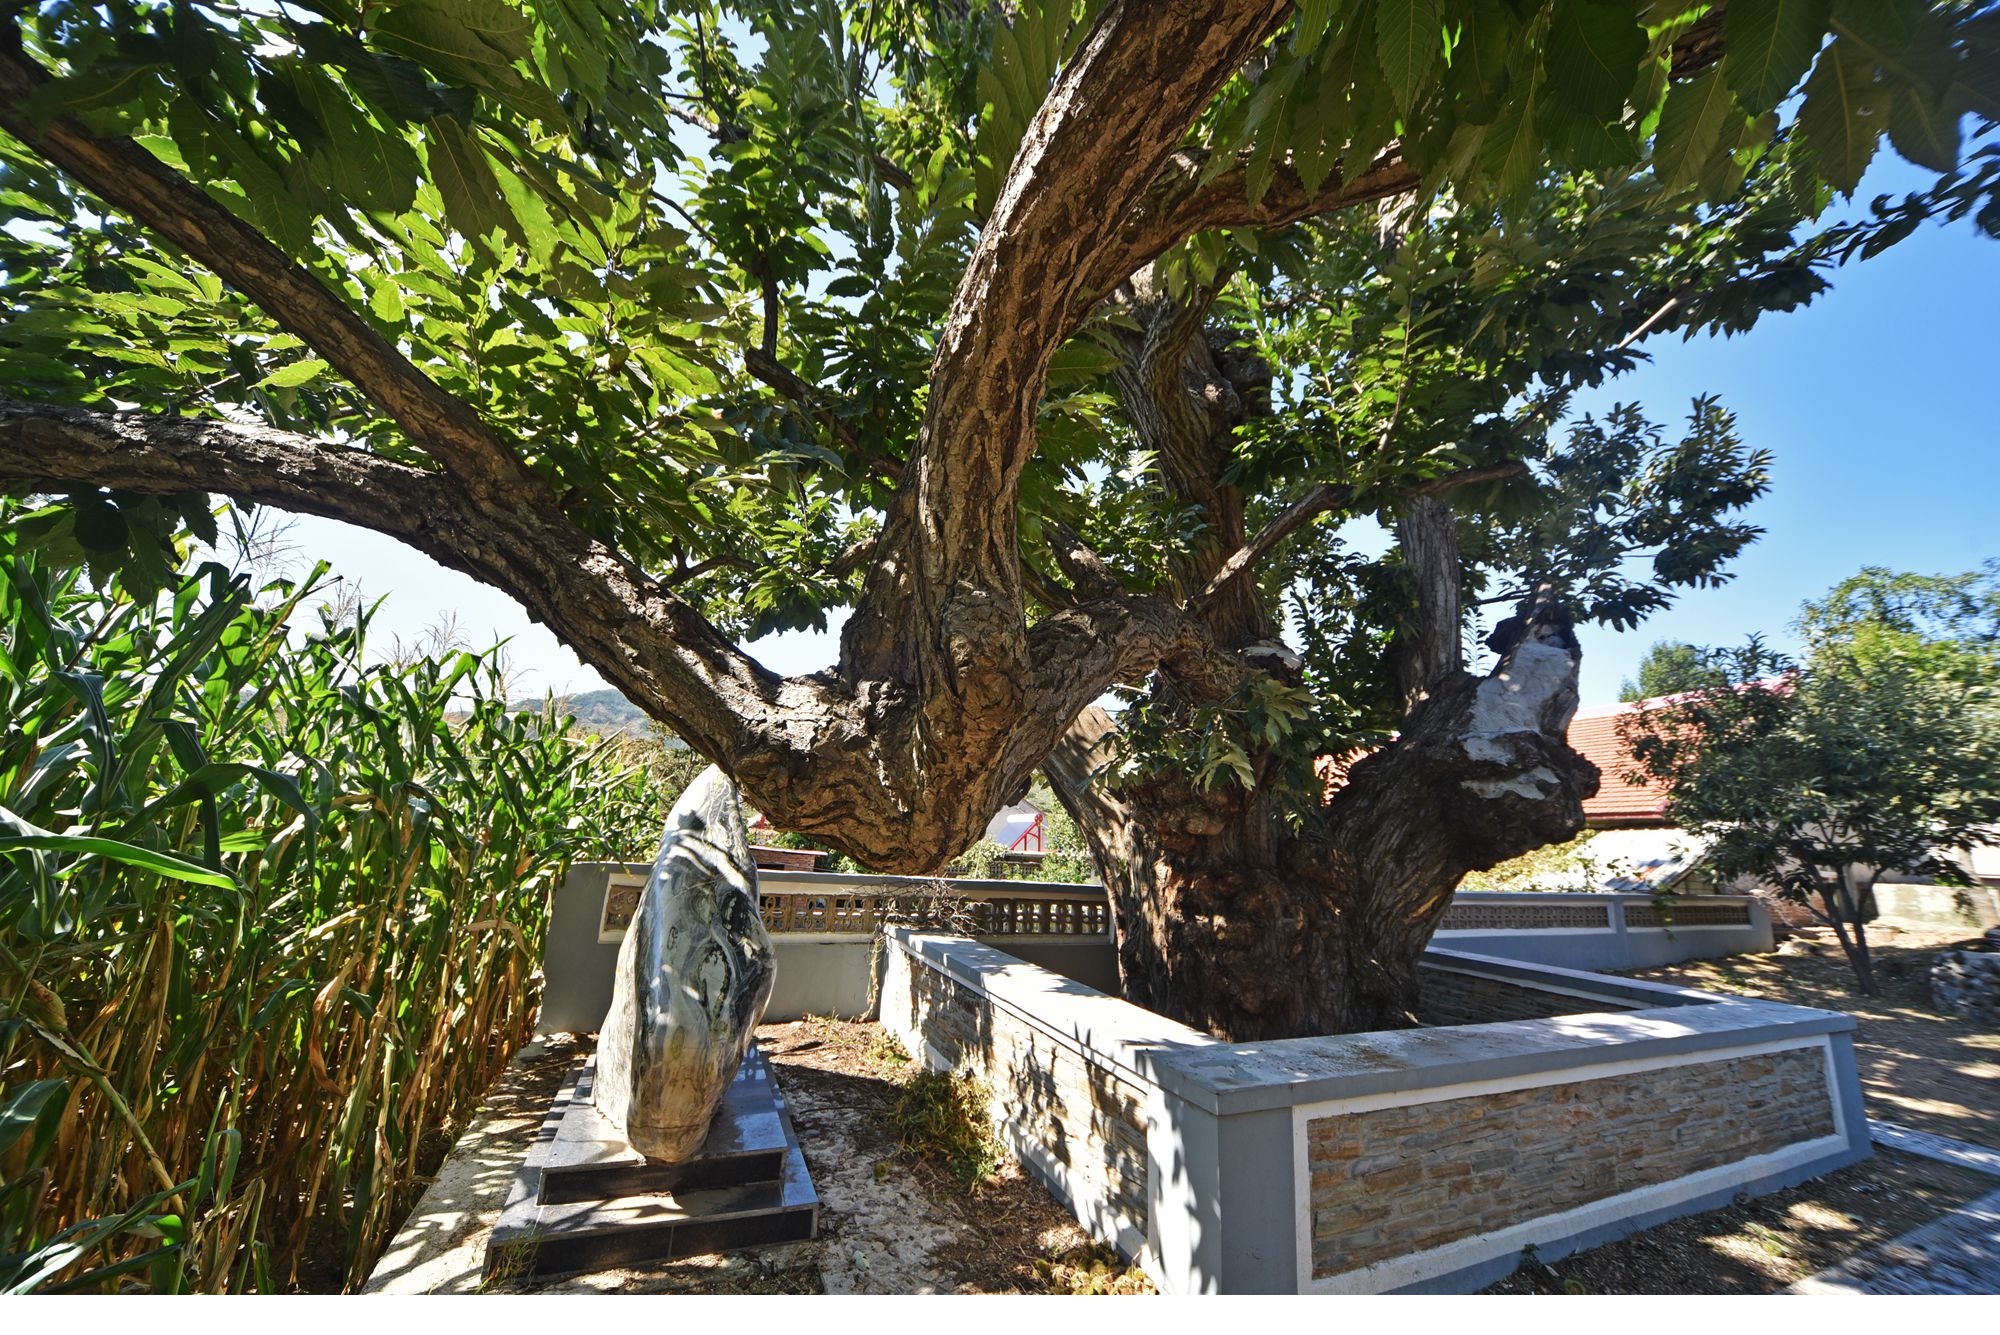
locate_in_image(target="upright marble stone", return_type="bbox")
[595,765,776,1161]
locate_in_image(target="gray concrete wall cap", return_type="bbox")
[1451,891,1759,908]
[1140,998,1858,1116]
[889,929,1222,1078]
[1421,947,1729,1007]
[889,929,1856,1119]
[759,869,1100,892]
[568,863,1102,894]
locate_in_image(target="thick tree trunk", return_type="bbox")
[1025,273,1603,1040]
[1049,598,1599,1040]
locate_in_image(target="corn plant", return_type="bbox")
[0,503,661,1291]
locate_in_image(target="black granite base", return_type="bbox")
[486,1045,820,1282]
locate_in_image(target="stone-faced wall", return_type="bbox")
[882,935,1166,1255]
[880,931,1869,1294]
[1305,1046,1834,1277]
[1931,950,2000,1022]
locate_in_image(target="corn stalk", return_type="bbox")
[0,503,661,1291]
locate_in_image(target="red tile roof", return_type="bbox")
[1567,702,1673,827]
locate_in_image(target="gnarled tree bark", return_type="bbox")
[1048,598,1598,1039]
[0,3,1624,1040]
[1039,280,1599,1037]
[0,6,1305,873]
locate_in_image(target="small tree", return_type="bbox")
[1619,640,1722,702]
[1622,568,2000,994]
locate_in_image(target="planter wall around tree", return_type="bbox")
[878,928,1869,1294]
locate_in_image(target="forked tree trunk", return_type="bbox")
[1031,284,1603,1040]
[1820,871,1881,997]
[1047,603,1600,1040]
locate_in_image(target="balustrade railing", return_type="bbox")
[758,882,1111,937]
[750,876,1757,939]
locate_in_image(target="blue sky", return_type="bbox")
[284,155,1999,710]
[1559,156,1999,701]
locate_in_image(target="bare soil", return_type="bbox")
[1483,1147,1997,1294]
[1483,923,2000,1294]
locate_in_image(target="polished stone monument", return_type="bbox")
[486,767,816,1281]
[594,765,776,1160]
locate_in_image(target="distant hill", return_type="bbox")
[512,688,653,736]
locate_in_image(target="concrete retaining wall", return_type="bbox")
[878,930,1869,1294]
[542,866,1776,1033]
[540,863,1118,1032]
[1873,882,2000,932]
[1435,892,1773,971]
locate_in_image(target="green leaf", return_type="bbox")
[973,2,1069,219]
[175,495,219,549]
[1885,86,1961,173]
[1479,83,1541,197]
[1242,61,1305,205]
[1294,0,1341,51]
[0,806,237,888]
[1443,0,1519,125]
[489,153,560,265]
[1376,0,1443,115]
[1652,67,1749,191]
[1543,0,1649,123]
[289,67,421,216]
[0,1079,67,1157]
[1724,0,1834,115]
[375,0,535,85]
[425,116,510,245]
[256,358,329,389]
[1797,38,1883,196]
[543,0,613,101]
[142,762,319,830]
[72,498,128,554]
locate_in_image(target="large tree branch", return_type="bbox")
[743,270,900,483]
[1069,148,1423,337]
[1196,460,1527,606]
[1,400,1216,872]
[0,400,787,766]
[0,33,534,508]
[1058,9,1734,344]
[843,1,1295,680]
[0,402,441,530]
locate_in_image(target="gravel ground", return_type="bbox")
[1483,1147,1998,1294]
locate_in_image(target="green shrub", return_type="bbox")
[886,1068,1003,1190]
[945,840,1010,881]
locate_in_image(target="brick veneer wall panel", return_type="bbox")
[1305,1046,1834,1278]
[893,953,1151,1240]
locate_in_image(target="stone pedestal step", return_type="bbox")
[487,1045,819,1282]
[537,1054,789,1203]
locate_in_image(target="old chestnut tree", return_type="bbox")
[2,2,1996,1036]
